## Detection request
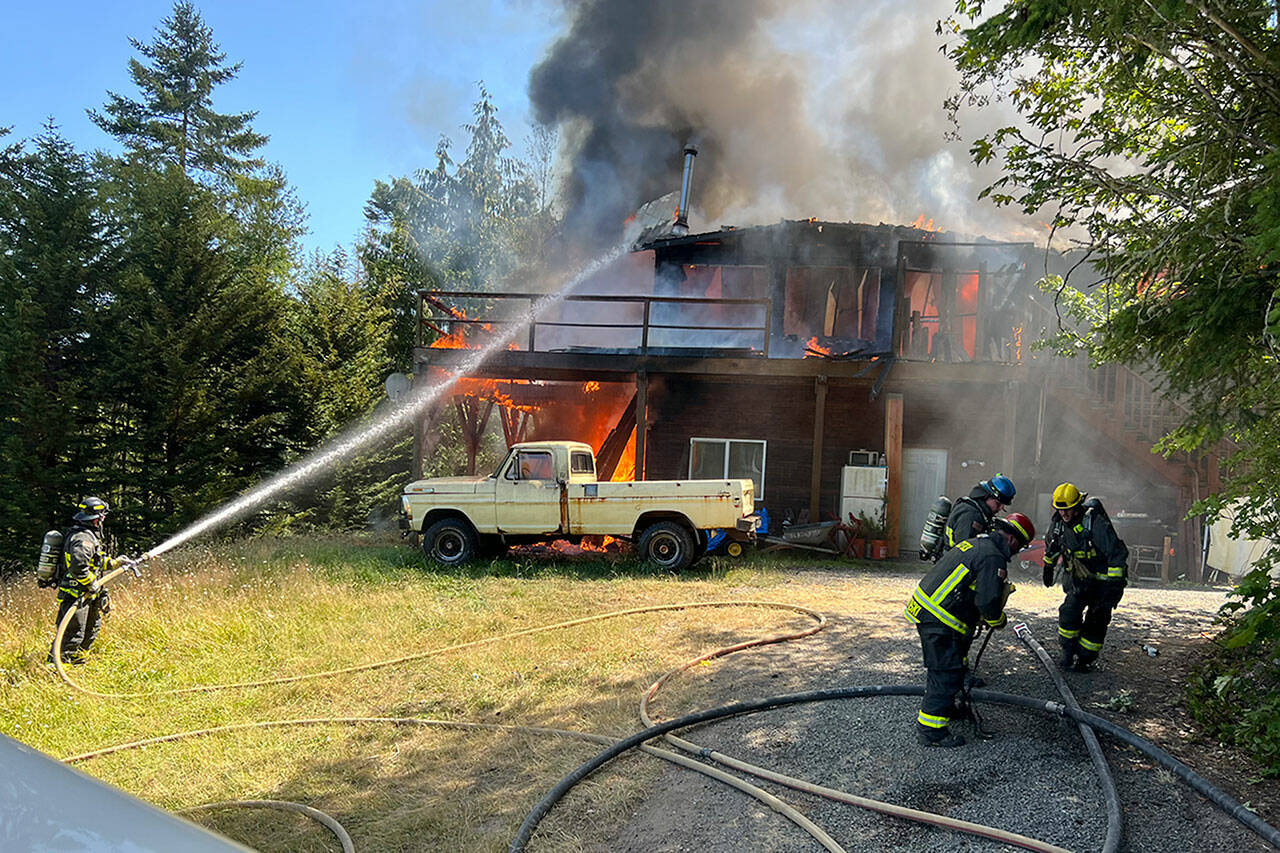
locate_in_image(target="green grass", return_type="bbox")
[0,535,881,851]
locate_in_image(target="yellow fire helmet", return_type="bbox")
[1052,482,1085,510]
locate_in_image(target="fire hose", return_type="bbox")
[1015,622,1123,853]
[51,574,1280,853]
[511,683,1280,853]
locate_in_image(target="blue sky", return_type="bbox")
[3,0,564,254]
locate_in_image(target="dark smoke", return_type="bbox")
[530,0,1040,249]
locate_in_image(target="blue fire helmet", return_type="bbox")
[983,475,1016,505]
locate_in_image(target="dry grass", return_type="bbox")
[0,536,862,852]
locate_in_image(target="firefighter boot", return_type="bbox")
[916,723,966,748]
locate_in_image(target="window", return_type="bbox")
[506,450,554,481]
[570,451,595,476]
[689,438,766,498]
[901,269,980,361]
[783,267,880,342]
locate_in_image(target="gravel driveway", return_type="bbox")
[595,566,1277,853]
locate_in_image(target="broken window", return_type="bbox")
[783,267,879,342]
[901,270,980,361]
[689,438,767,499]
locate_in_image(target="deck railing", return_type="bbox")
[418,290,773,356]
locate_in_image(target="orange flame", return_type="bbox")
[803,336,833,358]
[911,214,937,232]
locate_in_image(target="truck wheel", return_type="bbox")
[726,541,744,558]
[422,518,478,567]
[639,521,696,572]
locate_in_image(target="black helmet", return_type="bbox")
[73,496,110,523]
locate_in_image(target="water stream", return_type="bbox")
[142,243,630,561]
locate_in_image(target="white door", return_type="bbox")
[901,448,948,553]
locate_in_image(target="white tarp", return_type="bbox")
[1205,501,1276,580]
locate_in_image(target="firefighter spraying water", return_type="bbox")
[42,498,140,665]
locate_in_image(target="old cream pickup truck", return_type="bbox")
[401,440,757,571]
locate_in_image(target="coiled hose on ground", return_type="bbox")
[510,684,1280,853]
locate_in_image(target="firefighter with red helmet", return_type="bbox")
[49,497,126,665]
[942,474,1016,554]
[1042,483,1129,672]
[905,512,1035,747]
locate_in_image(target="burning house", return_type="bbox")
[410,160,1215,581]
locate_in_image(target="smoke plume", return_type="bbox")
[530,0,1036,248]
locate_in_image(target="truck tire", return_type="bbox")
[639,521,696,572]
[422,518,478,567]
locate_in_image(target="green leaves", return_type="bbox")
[949,0,1280,770]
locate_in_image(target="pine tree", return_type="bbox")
[96,161,310,538]
[89,1,266,181]
[0,126,120,567]
[85,2,311,543]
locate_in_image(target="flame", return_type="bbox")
[426,301,498,350]
[804,336,833,358]
[911,215,937,232]
[1013,325,1024,363]
[583,381,601,393]
[612,434,636,481]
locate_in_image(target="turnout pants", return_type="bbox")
[917,623,973,730]
[1058,577,1125,665]
[52,593,102,661]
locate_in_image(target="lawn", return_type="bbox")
[0,536,874,852]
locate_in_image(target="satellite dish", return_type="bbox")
[384,372,411,402]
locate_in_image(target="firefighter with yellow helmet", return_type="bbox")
[905,512,1035,747]
[1042,483,1130,672]
[48,497,127,665]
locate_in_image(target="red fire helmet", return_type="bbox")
[996,512,1035,547]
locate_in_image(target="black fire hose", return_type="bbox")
[1015,623,1122,853]
[508,685,1280,853]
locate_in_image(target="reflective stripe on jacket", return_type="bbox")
[944,490,994,550]
[905,534,1011,634]
[58,525,105,596]
[1043,501,1129,582]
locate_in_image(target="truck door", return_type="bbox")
[495,448,564,534]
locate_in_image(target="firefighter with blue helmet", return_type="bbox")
[49,497,125,665]
[1042,483,1129,672]
[906,511,1035,747]
[941,473,1016,556]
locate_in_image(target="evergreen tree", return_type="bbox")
[280,251,407,529]
[361,85,541,367]
[0,126,119,568]
[86,3,311,544]
[96,161,310,539]
[89,1,266,181]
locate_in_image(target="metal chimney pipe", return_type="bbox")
[672,144,698,236]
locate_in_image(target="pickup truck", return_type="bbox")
[400,440,757,571]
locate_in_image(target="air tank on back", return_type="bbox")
[36,530,63,587]
[918,496,952,562]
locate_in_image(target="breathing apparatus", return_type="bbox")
[917,496,952,562]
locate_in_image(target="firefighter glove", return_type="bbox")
[99,588,111,615]
[88,579,102,598]
[107,555,128,572]
[1043,563,1055,588]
